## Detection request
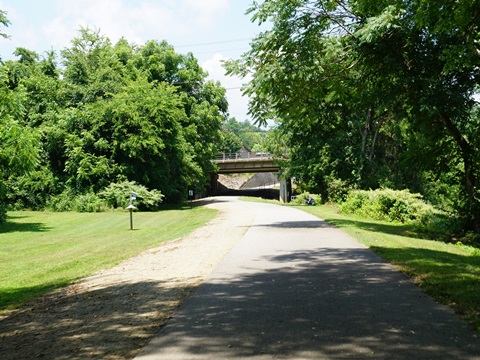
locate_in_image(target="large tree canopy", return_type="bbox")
[1,28,227,210]
[226,0,480,232]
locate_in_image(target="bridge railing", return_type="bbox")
[214,152,273,161]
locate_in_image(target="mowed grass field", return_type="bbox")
[0,207,217,313]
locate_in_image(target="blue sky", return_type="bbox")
[0,0,268,122]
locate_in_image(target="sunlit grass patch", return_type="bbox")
[0,207,217,312]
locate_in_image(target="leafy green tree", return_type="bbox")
[2,26,227,206]
[227,0,480,232]
[0,68,40,221]
[6,29,227,204]
[219,130,243,153]
[1,46,66,210]
[98,77,191,200]
[61,28,127,105]
[133,40,227,188]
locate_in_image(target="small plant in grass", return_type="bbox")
[456,241,480,256]
[455,231,480,249]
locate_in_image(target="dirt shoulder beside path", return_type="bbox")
[0,197,253,360]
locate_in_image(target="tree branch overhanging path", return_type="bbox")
[225,0,480,233]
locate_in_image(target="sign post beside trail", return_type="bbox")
[126,192,137,230]
[188,189,194,208]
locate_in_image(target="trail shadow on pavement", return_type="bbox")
[1,248,478,360]
[0,281,195,360]
[139,247,480,359]
[255,220,336,229]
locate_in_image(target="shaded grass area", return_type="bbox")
[0,207,217,313]
[240,197,480,331]
[296,204,480,331]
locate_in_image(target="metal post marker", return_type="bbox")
[188,189,194,208]
[126,192,137,230]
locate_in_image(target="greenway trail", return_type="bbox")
[136,197,479,359]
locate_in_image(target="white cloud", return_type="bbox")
[39,0,233,52]
[0,1,39,55]
[202,53,230,81]
[181,0,230,28]
[1,0,254,121]
[129,3,188,41]
[43,0,185,49]
[43,16,74,50]
[202,52,251,121]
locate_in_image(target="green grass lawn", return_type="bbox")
[0,207,217,313]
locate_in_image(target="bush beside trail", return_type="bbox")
[340,189,432,223]
[46,180,164,213]
[339,188,462,241]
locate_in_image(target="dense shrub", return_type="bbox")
[0,181,6,222]
[326,177,350,203]
[74,192,104,213]
[98,180,164,211]
[47,190,75,212]
[37,180,165,213]
[340,188,439,224]
[292,192,322,206]
[6,170,59,211]
[46,190,101,213]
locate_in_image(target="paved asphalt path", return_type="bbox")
[136,197,479,359]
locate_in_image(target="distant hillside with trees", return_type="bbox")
[219,118,268,153]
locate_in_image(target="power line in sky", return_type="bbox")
[175,38,252,49]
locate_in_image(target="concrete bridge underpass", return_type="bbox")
[210,153,291,203]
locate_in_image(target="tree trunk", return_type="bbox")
[369,116,386,162]
[440,114,480,233]
[356,106,373,181]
